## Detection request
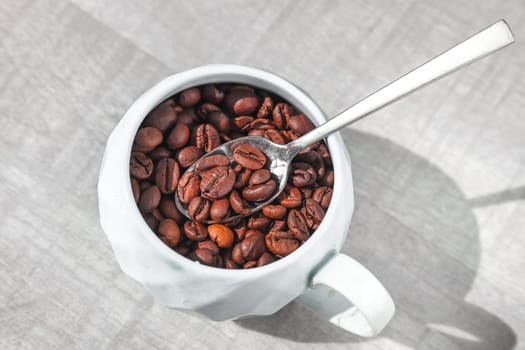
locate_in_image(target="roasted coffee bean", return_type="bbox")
[249,169,271,185]
[210,198,230,221]
[234,168,252,189]
[240,231,266,260]
[312,186,332,209]
[224,88,259,115]
[200,166,236,199]
[158,197,185,224]
[131,178,140,204]
[242,180,276,202]
[195,154,230,174]
[257,252,276,267]
[265,231,300,257]
[288,113,314,136]
[257,96,274,118]
[295,151,325,178]
[155,158,180,194]
[167,123,190,150]
[208,224,234,248]
[320,169,334,187]
[198,240,220,254]
[183,221,208,241]
[176,146,203,168]
[157,219,181,247]
[178,87,201,107]
[195,123,220,152]
[188,196,210,221]
[143,99,178,133]
[201,84,224,104]
[263,129,285,144]
[287,209,310,241]
[247,215,271,230]
[133,127,163,153]
[229,190,252,215]
[272,103,294,129]
[232,243,246,265]
[177,171,201,204]
[278,185,303,208]
[291,162,317,187]
[194,248,221,267]
[232,143,266,170]
[130,152,154,180]
[262,204,287,220]
[148,146,172,161]
[233,116,254,131]
[139,185,161,213]
[197,102,221,120]
[301,198,325,230]
[207,111,232,133]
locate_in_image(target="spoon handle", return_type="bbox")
[287,20,514,155]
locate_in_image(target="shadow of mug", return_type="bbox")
[235,128,517,349]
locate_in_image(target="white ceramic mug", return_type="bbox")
[98,64,395,337]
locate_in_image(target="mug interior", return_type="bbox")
[124,64,348,276]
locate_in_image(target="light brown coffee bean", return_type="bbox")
[208,224,235,248]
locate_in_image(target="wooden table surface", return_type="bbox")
[2,1,525,349]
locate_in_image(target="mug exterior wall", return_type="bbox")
[98,65,354,321]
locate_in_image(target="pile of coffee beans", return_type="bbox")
[130,84,334,269]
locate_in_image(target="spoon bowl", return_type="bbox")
[175,136,292,224]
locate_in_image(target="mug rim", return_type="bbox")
[121,64,349,277]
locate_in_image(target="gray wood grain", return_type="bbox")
[1,0,525,349]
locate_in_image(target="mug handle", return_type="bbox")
[297,253,395,337]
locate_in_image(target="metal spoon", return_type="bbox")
[176,20,514,223]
